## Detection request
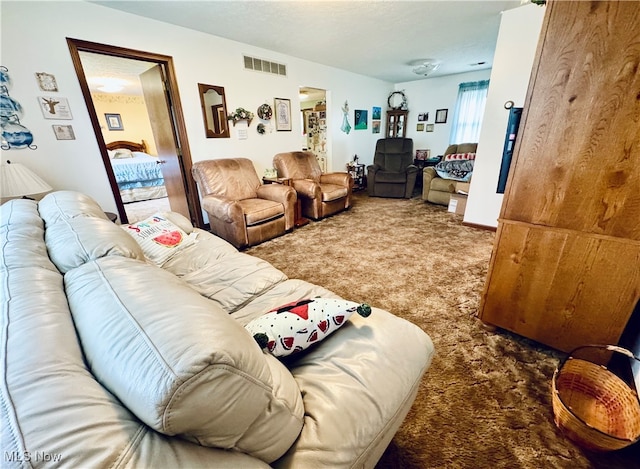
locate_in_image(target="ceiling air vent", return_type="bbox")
[243,55,287,77]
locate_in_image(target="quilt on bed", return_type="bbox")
[110,152,165,190]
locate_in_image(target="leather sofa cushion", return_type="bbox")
[320,183,348,202]
[38,190,109,223]
[45,216,145,273]
[192,158,262,200]
[273,151,323,182]
[163,233,288,314]
[64,256,304,462]
[39,191,145,273]
[239,198,284,226]
[228,279,436,469]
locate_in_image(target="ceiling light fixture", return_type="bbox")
[89,77,128,93]
[409,59,442,77]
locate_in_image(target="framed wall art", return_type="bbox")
[354,109,368,130]
[35,72,58,92]
[105,113,123,131]
[274,97,291,131]
[435,108,448,124]
[426,124,435,132]
[52,124,75,140]
[39,96,72,119]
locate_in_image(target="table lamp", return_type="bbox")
[0,160,52,200]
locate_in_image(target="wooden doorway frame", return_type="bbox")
[66,38,203,228]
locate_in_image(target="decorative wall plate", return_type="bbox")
[258,103,272,120]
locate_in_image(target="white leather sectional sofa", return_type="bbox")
[1,191,434,468]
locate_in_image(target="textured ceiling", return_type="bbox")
[92,0,526,84]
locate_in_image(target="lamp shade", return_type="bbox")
[0,161,52,198]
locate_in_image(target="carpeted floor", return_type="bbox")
[246,191,640,469]
[124,197,171,224]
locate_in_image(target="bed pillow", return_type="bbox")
[245,298,371,357]
[111,149,134,159]
[132,151,154,158]
[123,213,197,265]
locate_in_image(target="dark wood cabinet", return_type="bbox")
[386,110,408,138]
[478,0,640,353]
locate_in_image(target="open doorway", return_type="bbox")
[299,87,328,171]
[67,38,203,227]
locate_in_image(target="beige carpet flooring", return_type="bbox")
[246,191,640,469]
[123,197,171,224]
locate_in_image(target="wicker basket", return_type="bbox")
[552,344,640,451]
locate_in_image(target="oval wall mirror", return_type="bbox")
[198,83,230,138]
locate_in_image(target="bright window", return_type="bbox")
[449,80,490,144]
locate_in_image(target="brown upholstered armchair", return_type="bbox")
[192,158,296,249]
[367,138,417,198]
[273,151,353,220]
[422,143,477,205]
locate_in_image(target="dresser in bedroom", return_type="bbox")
[478,0,640,353]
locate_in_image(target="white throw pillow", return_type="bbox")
[123,213,196,265]
[245,297,372,357]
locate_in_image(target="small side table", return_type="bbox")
[262,177,309,228]
[347,163,366,191]
[413,157,441,189]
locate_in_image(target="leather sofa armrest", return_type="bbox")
[292,179,321,199]
[422,167,437,200]
[320,172,351,188]
[201,195,243,223]
[406,164,419,174]
[256,183,297,205]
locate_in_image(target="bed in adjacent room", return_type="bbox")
[106,140,167,203]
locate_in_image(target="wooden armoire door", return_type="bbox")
[478,0,640,353]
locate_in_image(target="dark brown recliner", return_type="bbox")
[192,158,296,249]
[273,151,353,220]
[367,138,417,198]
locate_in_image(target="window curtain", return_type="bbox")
[449,80,490,144]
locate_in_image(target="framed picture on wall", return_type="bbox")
[426,123,435,132]
[38,96,73,119]
[435,109,448,124]
[105,113,124,131]
[274,98,291,131]
[52,124,75,140]
[354,109,368,130]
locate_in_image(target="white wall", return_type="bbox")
[1,1,393,214]
[396,69,492,157]
[463,3,546,228]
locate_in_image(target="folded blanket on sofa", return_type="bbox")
[435,152,475,182]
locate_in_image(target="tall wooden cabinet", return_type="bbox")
[478,0,640,353]
[386,110,408,138]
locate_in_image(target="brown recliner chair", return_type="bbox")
[192,158,296,249]
[422,143,477,206]
[367,138,417,198]
[273,151,353,220]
